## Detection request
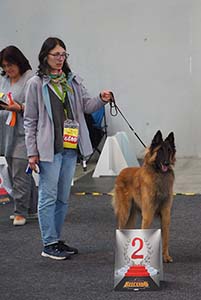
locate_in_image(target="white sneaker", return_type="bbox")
[13,215,26,226]
[10,213,38,220]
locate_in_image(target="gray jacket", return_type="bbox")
[24,73,106,162]
[0,70,33,159]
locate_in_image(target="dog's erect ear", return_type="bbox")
[150,130,163,150]
[165,132,176,153]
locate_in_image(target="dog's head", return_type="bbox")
[144,130,176,172]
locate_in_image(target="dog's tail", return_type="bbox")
[112,168,135,229]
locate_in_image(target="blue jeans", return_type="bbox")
[38,149,77,246]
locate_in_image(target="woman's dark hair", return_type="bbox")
[37,37,71,77]
[0,45,32,76]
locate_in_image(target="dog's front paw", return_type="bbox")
[163,255,173,263]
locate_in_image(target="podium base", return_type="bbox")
[114,275,159,292]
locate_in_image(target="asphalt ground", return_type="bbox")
[0,172,201,300]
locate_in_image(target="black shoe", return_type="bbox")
[41,243,71,260]
[58,240,78,255]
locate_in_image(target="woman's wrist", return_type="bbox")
[18,103,24,112]
[16,102,24,112]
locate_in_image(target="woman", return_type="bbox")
[24,37,111,260]
[0,46,38,225]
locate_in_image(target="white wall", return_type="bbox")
[0,0,200,157]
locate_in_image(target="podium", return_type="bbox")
[114,229,163,291]
[92,131,139,178]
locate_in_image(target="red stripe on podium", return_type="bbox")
[125,265,150,277]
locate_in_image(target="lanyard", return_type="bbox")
[50,82,74,120]
[51,82,66,103]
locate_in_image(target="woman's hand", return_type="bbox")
[100,90,113,102]
[28,156,39,171]
[0,100,22,112]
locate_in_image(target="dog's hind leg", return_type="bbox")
[124,201,137,229]
[141,200,155,229]
[141,211,155,229]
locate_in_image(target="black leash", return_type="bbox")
[109,92,147,148]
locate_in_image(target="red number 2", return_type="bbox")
[131,237,144,259]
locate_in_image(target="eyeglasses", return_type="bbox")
[48,52,69,60]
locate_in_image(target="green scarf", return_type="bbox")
[49,72,73,119]
[49,72,73,98]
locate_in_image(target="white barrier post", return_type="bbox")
[92,136,128,177]
[92,131,139,178]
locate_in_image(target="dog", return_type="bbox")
[112,130,176,263]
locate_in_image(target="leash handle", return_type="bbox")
[109,91,118,116]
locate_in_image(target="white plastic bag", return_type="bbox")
[0,156,12,194]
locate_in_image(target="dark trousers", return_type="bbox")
[6,157,38,217]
